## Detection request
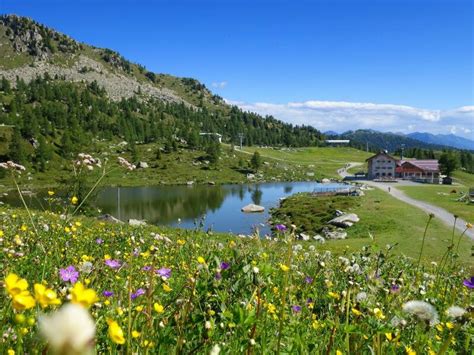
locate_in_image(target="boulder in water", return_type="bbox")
[241,204,265,213]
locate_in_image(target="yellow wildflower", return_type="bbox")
[328,291,340,300]
[154,303,164,313]
[48,191,55,196]
[71,196,78,205]
[405,346,416,355]
[446,322,454,329]
[107,319,126,345]
[34,284,61,308]
[336,351,343,355]
[279,264,290,272]
[70,282,98,308]
[351,308,362,316]
[385,333,393,341]
[7,350,15,355]
[132,330,141,338]
[177,239,186,245]
[12,291,36,310]
[267,303,276,314]
[197,256,206,264]
[5,273,29,296]
[373,308,385,320]
[162,284,172,292]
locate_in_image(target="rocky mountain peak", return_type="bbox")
[0,14,81,60]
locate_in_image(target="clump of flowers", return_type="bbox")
[117,156,136,171]
[74,153,102,171]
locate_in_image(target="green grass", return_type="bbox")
[240,146,371,178]
[271,189,474,266]
[397,185,473,223]
[452,170,474,187]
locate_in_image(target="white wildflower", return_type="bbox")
[252,266,259,274]
[402,300,439,325]
[39,304,95,354]
[79,261,93,274]
[205,321,212,329]
[446,306,466,319]
[356,292,367,302]
[210,344,221,355]
[390,316,407,328]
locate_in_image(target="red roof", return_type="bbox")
[401,160,439,172]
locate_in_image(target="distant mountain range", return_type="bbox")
[406,132,474,150]
[325,129,474,152]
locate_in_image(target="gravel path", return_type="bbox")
[338,164,474,240]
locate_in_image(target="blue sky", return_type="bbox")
[1,0,473,138]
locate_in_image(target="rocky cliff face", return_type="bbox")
[1,14,80,60]
[0,15,219,107]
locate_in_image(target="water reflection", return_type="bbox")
[95,182,349,235]
[0,182,350,235]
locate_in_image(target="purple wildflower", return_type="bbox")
[59,266,79,284]
[275,224,287,232]
[304,276,314,284]
[156,267,172,279]
[215,272,222,280]
[103,290,114,297]
[142,265,152,271]
[131,288,146,300]
[292,305,302,313]
[390,284,400,293]
[220,262,230,270]
[463,276,474,289]
[105,259,121,269]
[96,238,104,244]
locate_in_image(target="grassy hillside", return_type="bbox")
[271,189,473,265]
[240,147,371,178]
[397,185,473,223]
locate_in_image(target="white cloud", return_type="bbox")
[225,99,474,140]
[211,81,227,89]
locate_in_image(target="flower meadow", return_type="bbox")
[0,158,473,354]
[1,211,473,354]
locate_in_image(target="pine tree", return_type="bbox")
[9,128,26,164]
[250,151,262,172]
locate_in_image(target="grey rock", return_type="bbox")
[329,213,360,228]
[97,214,123,224]
[241,204,265,213]
[325,230,347,240]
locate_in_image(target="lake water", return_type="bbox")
[95,182,350,235]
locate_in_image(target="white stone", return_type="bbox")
[241,204,265,213]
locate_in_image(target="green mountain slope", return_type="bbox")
[0,15,324,173]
